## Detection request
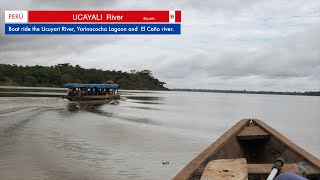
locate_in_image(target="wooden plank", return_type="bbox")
[201,158,248,180]
[248,164,299,174]
[237,126,270,140]
[248,163,320,176]
[173,119,249,180]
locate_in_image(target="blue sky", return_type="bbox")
[1,0,320,91]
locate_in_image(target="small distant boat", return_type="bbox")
[62,83,120,101]
[173,119,320,180]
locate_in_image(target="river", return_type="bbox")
[0,88,319,179]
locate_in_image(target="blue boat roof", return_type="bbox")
[64,83,119,89]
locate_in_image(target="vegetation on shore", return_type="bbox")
[0,63,168,90]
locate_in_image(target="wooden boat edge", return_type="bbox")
[172,118,320,180]
[254,119,320,168]
[172,119,249,180]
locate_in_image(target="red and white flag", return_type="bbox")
[169,10,176,23]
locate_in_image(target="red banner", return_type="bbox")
[28,10,181,23]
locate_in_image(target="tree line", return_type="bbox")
[0,63,168,90]
[172,89,320,96]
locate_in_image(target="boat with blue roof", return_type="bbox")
[62,82,120,101]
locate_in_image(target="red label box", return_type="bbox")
[28,10,181,23]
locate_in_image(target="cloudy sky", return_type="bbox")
[1,0,320,91]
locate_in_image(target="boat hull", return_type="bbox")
[62,94,120,101]
[173,119,320,180]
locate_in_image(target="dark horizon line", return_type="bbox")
[169,88,320,96]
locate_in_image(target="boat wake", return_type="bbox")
[109,99,120,105]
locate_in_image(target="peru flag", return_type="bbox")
[169,10,181,23]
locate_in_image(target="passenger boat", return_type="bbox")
[62,83,120,101]
[173,119,320,180]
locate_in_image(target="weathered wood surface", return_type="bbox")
[248,163,320,175]
[200,158,248,180]
[248,164,299,174]
[237,126,270,140]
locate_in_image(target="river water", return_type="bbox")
[0,89,319,180]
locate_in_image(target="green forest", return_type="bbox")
[0,63,168,90]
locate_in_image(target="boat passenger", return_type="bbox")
[275,172,308,180]
[68,88,75,96]
[108,88,113,95]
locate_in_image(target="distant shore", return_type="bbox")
[0,85,319,97]
[171,89,320,96]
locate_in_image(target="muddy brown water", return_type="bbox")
[0,88,319,179]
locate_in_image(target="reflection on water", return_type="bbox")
[0,88,319,180]
[65,100,158,126]
[66,102,103,113]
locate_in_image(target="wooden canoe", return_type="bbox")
[173,119,320,180]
